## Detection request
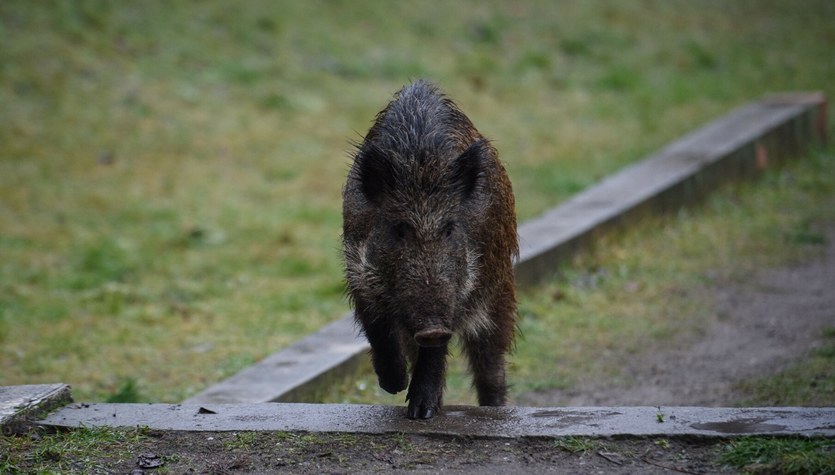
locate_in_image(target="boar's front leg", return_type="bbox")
[362,316,408,394]
[464,336,508,406]
[463,309,514,406]
[406,345,448,419]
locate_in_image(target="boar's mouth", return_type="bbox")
[413,326,452,347]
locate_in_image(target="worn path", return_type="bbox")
[520,223,835,408]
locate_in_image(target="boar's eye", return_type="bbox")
[392,221,411,240]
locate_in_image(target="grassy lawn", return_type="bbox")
[2,0,834,402]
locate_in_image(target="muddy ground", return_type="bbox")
[96,430,735,474]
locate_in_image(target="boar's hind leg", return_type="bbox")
[463,330,511,407]
[362,317,408,394]
[406,346,448,419]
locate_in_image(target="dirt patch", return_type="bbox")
[519,224,835,408]
[47,430,730,474]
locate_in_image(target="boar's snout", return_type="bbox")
[414,326,452,347]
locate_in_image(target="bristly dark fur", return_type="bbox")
[342,80,518,419]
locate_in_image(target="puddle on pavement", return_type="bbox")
[691,417,786,434]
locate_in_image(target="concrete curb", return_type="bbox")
[0,384,73,436]
[184,92,827,405]
[514,92,827,286]
[37,401,835,438]
[3,385,832,438]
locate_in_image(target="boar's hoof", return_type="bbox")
[408,404,435,420]
[414,327,452,347]
[406,396,439,420]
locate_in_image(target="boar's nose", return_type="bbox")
[414,326,452,347]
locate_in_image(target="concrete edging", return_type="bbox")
[185,92,827,405]
[0,384,73,436]
[3,385,832,438]
[38,401,835,438]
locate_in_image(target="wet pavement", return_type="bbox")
[39,403,835,438]
[6,385,833,438]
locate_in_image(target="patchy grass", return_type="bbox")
[555,436,600,455]
[0,427,149,474]
[222,431,259,450]
[2,0,835,402]
[721,437,835,474]
[735,327,835,407]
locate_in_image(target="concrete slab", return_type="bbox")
[1,384,72,435]
[38,402,835,438]
[185,92,827,405]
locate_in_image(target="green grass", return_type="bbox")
[721,437,835,474]
[0,427,149,474]
[554,437,600,455]
[223,431,259,450]
[2,0,835,402]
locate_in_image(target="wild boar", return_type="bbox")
[343,80,517,419]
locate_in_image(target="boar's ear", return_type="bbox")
[357,145,397,203]
[451,139,486,199]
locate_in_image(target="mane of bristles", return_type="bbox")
[364,80,475,162]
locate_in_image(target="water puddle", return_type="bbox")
[691,417,786,434]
